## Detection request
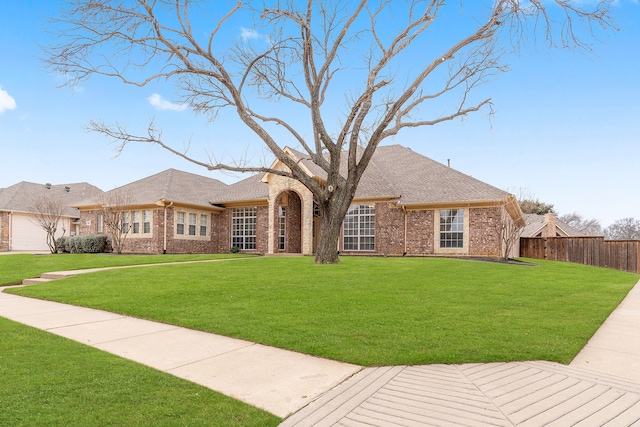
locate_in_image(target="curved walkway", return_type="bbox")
[1,267,639,425]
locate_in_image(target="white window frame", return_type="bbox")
[200,214,208,237]
[343,204,375,251]
[143,210,151,234]
[132,211,141,234]
[175,210,210,240]
[121,210,153,237]
[122,212,130,235]
[176,211,185,235]
[435,208,468,254]
[188,213,197,236]
[232,207,257,250]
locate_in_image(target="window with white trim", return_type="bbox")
[120,210,152,236]
[97,213,104,233]
[175,210,209,239]
[143,210,151,234]
[200,214,207,237]
[343,204,375,251]
[132,211,141,234]
[122,212,130,234]
[439,209,464,248]
[232,207,257,250]
[189,213,197,236]
[176,212,185,235]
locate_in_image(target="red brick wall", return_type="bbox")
[74,203,505,257]
[405,209,435,256]
[286,193,302,253]
[468,207,502,257]
[256,206,269,254]
[78,207,219,254]
[0,212,9,251]
[219,209,231,253]
[376,203,405,255]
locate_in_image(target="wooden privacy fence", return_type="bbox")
[520,237,640,274]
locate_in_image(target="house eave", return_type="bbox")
[210,198,269,208]
[399,199,506,210]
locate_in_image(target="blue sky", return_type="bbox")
[0,1,638,227]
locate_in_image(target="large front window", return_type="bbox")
[232,207,257,250]
[343,204,375,251]
[440,209,464,248]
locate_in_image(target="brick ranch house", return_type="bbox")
[75,145,525,257]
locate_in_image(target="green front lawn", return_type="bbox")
[7,256,639,366]
[0,253,249,286]
[0,317,280,427]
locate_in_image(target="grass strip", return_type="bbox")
[0,317,280,427]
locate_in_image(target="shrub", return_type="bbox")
[230,246,240,253]
[56,236,71,253]
[68,234,108,254]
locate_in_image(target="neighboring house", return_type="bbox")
[0,182,103,252]
[77,145,525,257]
[521,213,586,238]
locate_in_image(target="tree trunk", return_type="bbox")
[314,193,354,264]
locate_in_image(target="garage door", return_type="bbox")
[11,214,58,251]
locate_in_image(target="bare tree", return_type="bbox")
[30,195,68,254]
[44,0,614,263]
[496,198,524,260]
[559,212,603,236]
[604,217,640,240]
[97,191,133,254]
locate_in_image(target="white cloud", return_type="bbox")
[240,27,263,41]
[0,86,17,114]
[147,93,187,111]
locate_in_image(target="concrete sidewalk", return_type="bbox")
[1,276,640,425]
[570,279,640,382]
[0,291,360,418]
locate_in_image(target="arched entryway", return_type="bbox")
[274,190,302,253]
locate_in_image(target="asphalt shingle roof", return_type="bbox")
[522,214,587,237]
[212,173,269,204]
[280,145,510,206]
[78,169,229,208]
[0,181,103,217]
